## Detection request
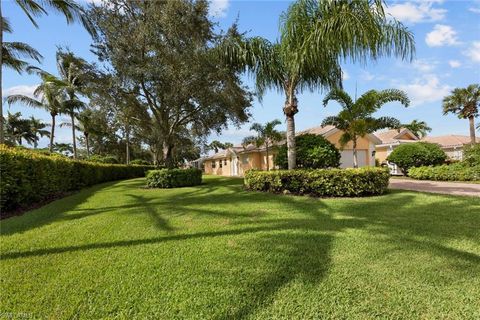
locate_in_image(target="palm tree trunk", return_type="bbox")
[353,138,358,169]
[283,92,298,170]
[71,113,77,159]
[85,133,90,158]
[266,144,269,171]
[49,114,55,152]
[0,3,4,145]
[469,116,476,145]
[34,134,38,149]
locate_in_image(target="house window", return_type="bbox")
[224,159,227,165]
[211,161,216,169]
[219,160,223,168]
[242,155,249,164]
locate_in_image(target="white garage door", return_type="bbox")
[340,150,367,168]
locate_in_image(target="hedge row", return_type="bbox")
[0,145,153,212]
[146,168,202,188]
[244,168,390,197]
[408,163,480,181]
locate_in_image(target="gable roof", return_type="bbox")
[421,135,480,148]
[374,128,419,145]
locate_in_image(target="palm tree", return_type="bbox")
[209,140,229,153]
[443,84,480,145]
[53,49,91,158]
[222,0,414,169]
[402,119,432,139]
[6,71,65,152]
[0,0,96,144]
[242,119,284,171]
[28,116,50,148]
[5,111,35,146]
[61,109,97,158]
[322,88,409,168]
[52,142,73,156]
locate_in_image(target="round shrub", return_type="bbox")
[387,142,446,174]
[244,168,390,197]
[146,168,202,188]
[130,159,150,165]
[275,134,341,169]
[463,144,480,166]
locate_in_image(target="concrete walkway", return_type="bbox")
[389,179,480,197]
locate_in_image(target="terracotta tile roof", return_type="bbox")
[297,125,336,136]
[375,128,418,144]
[421,135,480,147]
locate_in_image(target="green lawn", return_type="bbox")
[1,176,479,319]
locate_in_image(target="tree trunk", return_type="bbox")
[49,114,55,152]
[265,143,270,171]
[34,134,38,149]
[283,93,298,170]
[353,138,358,169]
[71,113,77,159]
[469,116,476,145]
[163,141,175,168]
[85,133,90,158]
[0,3,4,145]
[125,129,130,165]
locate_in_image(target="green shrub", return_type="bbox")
[146,168,202,188]
[0,145,153,213]
[130,159,150,165]
[275,134,341,169]
[387,142,447,174]
[408,163,480,181]
[244,167,389,197]
[463,144,480,166]
[88,155,119,164]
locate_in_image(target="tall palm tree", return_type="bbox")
[442,84,480,145]
[0,0,96,144]
[402,119,432,139]
[6,71,65,152]
[242,119,283,171]
[53,49,90,158]
[222,0,414,169]
[322,88,409,168]
[28,116,50,148]
[61,109,97,158]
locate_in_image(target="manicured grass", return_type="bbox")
[1,176,479,319]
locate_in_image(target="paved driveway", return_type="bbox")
[389,179,480,197]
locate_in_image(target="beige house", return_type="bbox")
[374,128,419,174]
[421,135,480,160]
[203,125,380,177]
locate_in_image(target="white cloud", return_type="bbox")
[361,71,375,81]
[470,7,480,13]
[4,84,38,100]
[425,24,459,47]
[464,41,480,63]
[448,60,461,68]
[399,74,451,106]
[385,1,446,24]
[342,70,350,80]
[412,59,436,72]
[209,0,229,18]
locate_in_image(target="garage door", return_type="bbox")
[340,150,367,168]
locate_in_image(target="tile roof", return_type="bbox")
[374,128,418,144]
[421,135,480,147]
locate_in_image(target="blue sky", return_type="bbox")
[4,0,480,148]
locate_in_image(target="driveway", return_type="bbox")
[389,178,480,197]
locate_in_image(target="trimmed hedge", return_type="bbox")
[146,168,202,188]
[244,167,390,197]
[0,145,153,212]
[408,163,480,181]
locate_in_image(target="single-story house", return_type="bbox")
[420,135,480,160]
[203,125,380,177]
[374,128,419,174]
